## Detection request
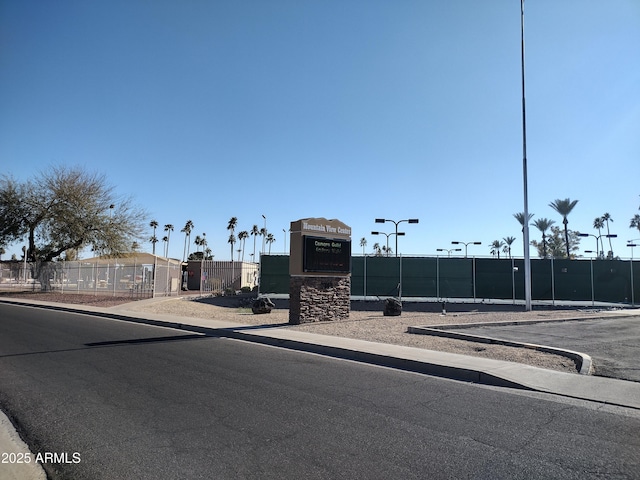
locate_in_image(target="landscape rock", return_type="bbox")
[383,297,402,316]
[252,297,275,314]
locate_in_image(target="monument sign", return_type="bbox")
[289,218,352,324]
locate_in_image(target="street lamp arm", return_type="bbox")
[373,217,419,257]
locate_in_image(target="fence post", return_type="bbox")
[551,257,555,306]
[631,259,635,306]
[472,257,477,303]
[511,258,516,305]
[363,255,367,299]
[590,258,594,307]
[398,254,402,300]
[436,256,440,300]
[152,256,157,298]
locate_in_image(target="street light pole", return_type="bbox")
[627,243,637,260]
[521,0,532,311]
[374,218,418,257]
[451,241,481,258]
[371,231,405,257]
[578,233,617,259]
[283,229,287,254]
[628,243,637,306]
[261,214,267,255]
[437,248,462,258]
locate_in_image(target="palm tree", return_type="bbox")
[181,220,194,262]
[490,240,505,258]
[593,217,605,257]
[193,235,203,253]
[259,227,268,254]
[227,233,236,260]
[372,243,382,256]
[163,224,174,257]
[266,233,275,254]
[227,217,238,262]
[250,225,259,261]
[549,198,579,258]
[533,218,555,259]
[149,220,158,254]
[162,235,168,257]
[149,236,158,254]
[513,212,534,231]
[360,237,367,255]
[601,213,614,257]
[631,214,640,234]
[502,236,516,258]
[238,231,249,261]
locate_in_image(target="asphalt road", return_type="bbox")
[1,303,639,479]
[449,316,640,382]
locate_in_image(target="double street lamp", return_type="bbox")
[374,218,419,257]
[577,232,617,259]
[371,231,405,257]
[437,248,461,258]
[451,241,481,258]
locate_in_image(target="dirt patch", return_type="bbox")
[0,291,144,308]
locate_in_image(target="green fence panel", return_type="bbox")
[362,256,402,297]
[259,255,290,294]
[530,259,552,300]
[551,259,591,301]
[259,255,640,304]
[351,256,365,296]
[592,260,632,303]
[437,258,473,299]
[400,257,434,297]
[475,258,516,300]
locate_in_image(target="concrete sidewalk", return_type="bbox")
[2,297,640,480]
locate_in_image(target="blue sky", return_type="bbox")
[1,0,639,261]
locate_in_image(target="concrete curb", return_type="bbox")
[407,325,593,375]
[0,411,46,480]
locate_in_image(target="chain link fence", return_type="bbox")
[0,258,182,298]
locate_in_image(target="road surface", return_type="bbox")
[1,303,639,479]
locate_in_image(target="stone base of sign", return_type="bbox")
[289,276,350,324]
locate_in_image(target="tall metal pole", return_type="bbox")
[521,0,532,311]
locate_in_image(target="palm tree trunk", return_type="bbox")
[563,218,570,258]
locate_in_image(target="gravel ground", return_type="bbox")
[2,291,619,375]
